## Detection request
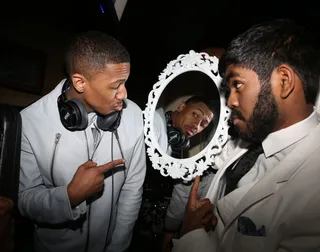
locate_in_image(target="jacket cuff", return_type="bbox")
[61,186,87,220]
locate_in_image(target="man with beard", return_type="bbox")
[170,19,320,252]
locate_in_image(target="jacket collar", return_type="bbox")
[223,122,320,231]
[262,111,318,158]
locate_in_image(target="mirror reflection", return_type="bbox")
[153,70,220,158]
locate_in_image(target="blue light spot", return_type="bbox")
[99,4,105,13]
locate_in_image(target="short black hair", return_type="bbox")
[219,19,320,104]
[65,30,130,79]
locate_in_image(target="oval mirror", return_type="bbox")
[155,71,220,159]
[143,50,230,181]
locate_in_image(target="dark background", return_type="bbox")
[1,0,319,108]
[1,0,320,251]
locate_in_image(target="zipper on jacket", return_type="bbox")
[114,129,127,179]
[50,133,61,187]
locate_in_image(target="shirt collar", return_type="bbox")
[262,110,319,158]
[88,112,98,128]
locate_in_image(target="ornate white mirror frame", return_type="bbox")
[143,50,231,181]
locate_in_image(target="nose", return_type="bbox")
[115,85,127,100]
[227,92,239,109]
[192,119,202,134]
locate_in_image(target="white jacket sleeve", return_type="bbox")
[107,130,147,252]
[18,133,86,224]
[164,171,216,232]
[154,108,169,152]
[172,228,217,252]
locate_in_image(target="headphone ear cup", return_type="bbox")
[58,98,88,131]
[167,126,188,149]
[96,110,122,132]
[180,138,190,150]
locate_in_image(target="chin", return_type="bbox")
[235,126,250,140]
[97,110,114,117]
[234,124,245,134]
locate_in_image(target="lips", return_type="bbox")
[231,110,245,123]
[114,102,123,111]
[186,126,196,136]
[233,117,241,125]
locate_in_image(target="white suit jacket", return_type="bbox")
[19,80,146,252]
[173,122,320,252]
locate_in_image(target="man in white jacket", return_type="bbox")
[172,19,320,252]
[18,31,146,252]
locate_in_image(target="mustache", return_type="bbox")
[231,110,246,122]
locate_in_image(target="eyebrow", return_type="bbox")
[195,108,211,122]
[111,79,127,86]
[225,71,241,84]
[196,108,205,116]
[117,79,127,84]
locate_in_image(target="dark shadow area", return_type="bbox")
[0,0,319,251]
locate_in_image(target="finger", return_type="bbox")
[0,197,13,208]
[98,159,125,173]
[198,198,211,204]
[202,213,214,231]
[203,217,213,232]
[188,176,200,204]
[97,183,104,192]
[0,198,14,215]
[196,202,214,218]
[197,198,211,207]
[82,160,97,169]
[0,196,13,205]
[202,213,214,225]
[204,224,210,233]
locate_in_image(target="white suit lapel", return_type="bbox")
[206,141,250,202]
[223,124,320,231]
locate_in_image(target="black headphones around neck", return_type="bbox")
[57,79,123,132]
[165,111,190,151]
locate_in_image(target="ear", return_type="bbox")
[277,64,295,99]
[71,74,87,93]
[177,102,186,112]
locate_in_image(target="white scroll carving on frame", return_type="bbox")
[143,50,230,181]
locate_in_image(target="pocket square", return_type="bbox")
[237,216,266,237]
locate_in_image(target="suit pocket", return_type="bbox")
[231,229,266,252]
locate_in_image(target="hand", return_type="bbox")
[0,196,14,252]
[162,231,179,252]
[180,176,217,237]
[67,159,125,207]
[0,196,13,216]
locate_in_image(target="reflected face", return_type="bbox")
[225,65,278,142]
[83,63,130,116]
[173,102,214,137]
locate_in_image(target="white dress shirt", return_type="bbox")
[238,110,318,188]
[172,110,319,252]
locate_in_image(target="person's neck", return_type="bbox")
[273,104,313,132]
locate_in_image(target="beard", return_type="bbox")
[232,82,279,143]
